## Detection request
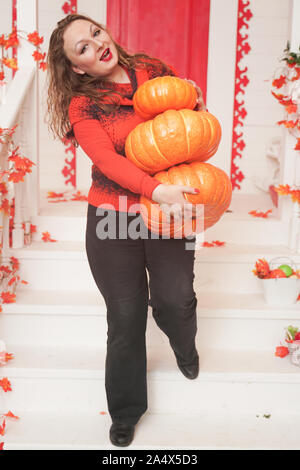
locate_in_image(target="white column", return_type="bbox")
[281,0,300,251]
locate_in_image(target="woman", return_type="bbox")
[47,13,206,448]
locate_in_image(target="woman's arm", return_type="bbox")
[73,119,161,199]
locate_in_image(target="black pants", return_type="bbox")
[85,204,199,425]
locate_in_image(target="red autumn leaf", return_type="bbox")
[0,419,5,436]
[41,231,57,242]
[282,120,298,128]
[275,346,289,358]
[294,138,300,151]
[30,224,37,234]
[9,151,35,172]
[212,240,225,246]
[0,198,10,215]
[0,442,4,450]
[253,258,270,279]
[4,411,19,420]
[39,61,47,71]
[32,50,46,62]
[2,57,18,70]
[27,31,44,46]
[0,72,4,81]
[272,75,286,89]
[202,242,215,247]
[5,29,19,49]
[297,294,300,301]
[0,34,6,46]
[271,91,285,101]
[48,199,68,203]
[6,125,17,137]
[5,353,14,362]
[8,171,26,183]
[8,276,17,286]
[1,292,16,304]
[0,183,8,195]
[47,191,66,199]
[21,280,28,285]
[0,378,12,392]
[99,411,107,415]
[248,209,272,218]
[71,191,88,201]
[273,184,291,196]
[290,190,300,204]
[10,256,19,271]
[291,67,300,81]
[285,103,298,114]
[0,266,12,275]
[271,91,293,106]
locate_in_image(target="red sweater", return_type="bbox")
[68,60,176,213]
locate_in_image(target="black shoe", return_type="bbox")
[177,362,199,379]
[109,422,135,447]
[174,348,199,379]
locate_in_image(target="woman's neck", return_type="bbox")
[108,64,131,84]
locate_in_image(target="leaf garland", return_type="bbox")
[271,43,300,203]
[0,29,46,83]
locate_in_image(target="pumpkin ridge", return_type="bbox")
[149,118,174,166]
[178,109,190,158]
[125,133,152,172]
[133,120,164,173]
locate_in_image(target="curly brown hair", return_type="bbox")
[46,13,173,143]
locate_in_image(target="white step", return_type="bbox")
[1,290,299,350]
[1,345,300,415]
[9,242,300,293]
[2,409,300,450]
[33,191,287,245]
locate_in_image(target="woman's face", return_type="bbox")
[63,19,120,80]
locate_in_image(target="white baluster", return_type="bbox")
[0,141,11,270]
[283,0,300,252]
[0,82,6,106]
[12,181,24,249]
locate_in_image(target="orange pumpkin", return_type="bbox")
[133,76,198,120]
[125,109,222,174]
[140,161,232,238]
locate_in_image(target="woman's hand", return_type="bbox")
[185,78,206,111]
[151,184,199,221]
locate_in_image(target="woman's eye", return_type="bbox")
[80,30,101,53]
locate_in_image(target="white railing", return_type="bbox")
[0,0,39,265]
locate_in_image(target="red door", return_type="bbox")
[107,0,210,102]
